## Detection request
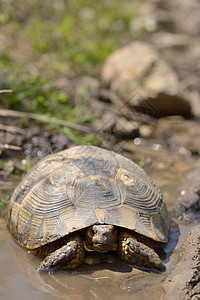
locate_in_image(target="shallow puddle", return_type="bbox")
[0,222,167,300]
[0,150,194,300]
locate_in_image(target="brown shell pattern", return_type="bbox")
[7,145,170,249]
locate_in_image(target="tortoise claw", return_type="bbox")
[38,235,85,271]
[118,231,166,272]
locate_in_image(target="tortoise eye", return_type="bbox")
[91,227,95,235]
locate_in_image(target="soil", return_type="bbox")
[0,147,198,300]
[1,0,200,299]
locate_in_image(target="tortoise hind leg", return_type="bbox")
[38,234,85,271]
[117,230,165,272]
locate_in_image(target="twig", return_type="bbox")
[0,109,94,134]
[0,124,25,134]
[0,89,13,94]
[0,144,22,151]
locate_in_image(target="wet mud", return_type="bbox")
[0,216,177,300]
[1,143,199,300]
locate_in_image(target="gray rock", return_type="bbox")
[101,42,191,117]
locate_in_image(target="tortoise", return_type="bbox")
[7,145,170,271]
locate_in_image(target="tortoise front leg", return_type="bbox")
[38,234,85,271]
[117,230,165,272]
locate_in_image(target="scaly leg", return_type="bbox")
[117,230,165,272]
[38,234,85,271]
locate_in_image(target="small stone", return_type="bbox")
[139,125,153,138]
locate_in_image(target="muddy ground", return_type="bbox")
[1,129,200,300]
[1,0,200,299]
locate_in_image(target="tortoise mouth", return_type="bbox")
[93,244,111,253]
[93,243,117,253]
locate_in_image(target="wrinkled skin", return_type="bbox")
[39,225,165,272]
[83,225,118,253]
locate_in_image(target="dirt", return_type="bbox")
[163,225,200,300]
[1,0,200,299]
[1,117,200,300]
[0,141,199,300]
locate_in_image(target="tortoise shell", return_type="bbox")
[7,145,170,249]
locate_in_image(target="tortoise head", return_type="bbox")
[83,225,118,253]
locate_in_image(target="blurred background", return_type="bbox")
[0,1,138,115]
